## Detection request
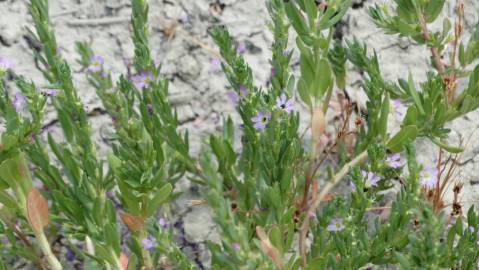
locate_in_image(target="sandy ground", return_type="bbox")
[1,0,479,268]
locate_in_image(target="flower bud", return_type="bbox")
[85,236,95,255]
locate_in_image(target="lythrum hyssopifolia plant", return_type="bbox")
[0,0,479,269]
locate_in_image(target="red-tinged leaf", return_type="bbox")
[119,252,129,270]
[119,211,144,232]
[26,188,49,232]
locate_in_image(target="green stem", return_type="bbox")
[36,230,63,270]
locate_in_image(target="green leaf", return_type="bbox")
[424,0,445,23]
[430,137,464,153]
[394,251,411,269]
[403,105,417,126]
[314,59,332,98]
[297,79,312,108]
[0,190,18,209]
[407,72,425,115]
[379,92,390,139]
[146,183,172,217]
[387,125,418,152]
[285,2,309,37]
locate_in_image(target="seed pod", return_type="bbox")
[311,106,326,142]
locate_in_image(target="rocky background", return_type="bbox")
[1,0,479,269]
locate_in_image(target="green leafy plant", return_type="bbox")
[0,0,478,269]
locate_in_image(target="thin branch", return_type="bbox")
[298,150,368,266]
[419,15,445,74]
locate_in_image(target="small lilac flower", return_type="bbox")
[239,85,248,96]
[236,41,247,54]
[232,242,241,250]
[42,89,59,96]
[141,235,156,250]
[468,226,475,233]
[210,58,221,72]
[361,170,381,187]
[308,211,317,219]
[131,71,154,89]
[392,99,402,107]
[88,55,104,73]
[251,111,271,130]
[276,93,294,113]
[226,91,239,105]
[350,181,357,191]
[386,153,402,169]
[0,57,13,73]
[271,67,277,77]
[226,85,249,106]
[420,167,439,189]
[159,218,168,228]
[327,218,345,232]
[392,99,404,116]
[154,59,161,67]
[12,93,26,113]
[66,248,75,261]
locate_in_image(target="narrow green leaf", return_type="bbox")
[387,125,418,152]
[430,137,464,153]
[407,72,425,115]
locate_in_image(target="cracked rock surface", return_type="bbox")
[1,0,479,268]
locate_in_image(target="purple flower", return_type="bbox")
[468,226,475,233]
[12,93,26,113]
[350,181,357,191]
[236,41,247,54]
[210,58,221,72]
[392,99,402,107]
[361,170,381,187]
[232,242,241,250]
[251,111,271,130]
[308,211,317,219]
[0,57,13,73]
[386,153,402,169]
[226,85,249,106]
[327,218,345,232]
[276,93,294,113]
[42,89,59,96]
[226,91,239,105]
[88,55,104,73]
[159,218,168,228]
[66,248,75,261]
[141,236,156,250]
[131,71,154,89]
[392,99,404,116]
[271,68,277,77]
[420,167,439,188]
